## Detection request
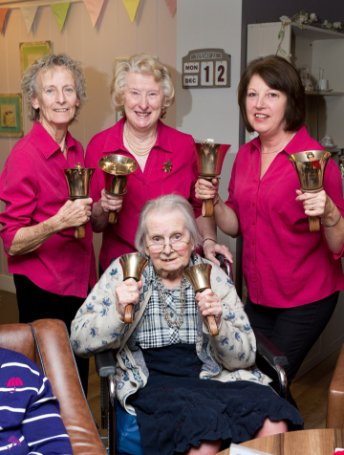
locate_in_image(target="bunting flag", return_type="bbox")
[21,6,39,33]
[122,0,141,23]
[165,0,176,17]
[0,8,10,34]
[51,2,71,31]
[83,0,106,27]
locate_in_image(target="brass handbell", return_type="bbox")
[64,163,95,239]
[184,263,219,336]
[99,154,137,224]
[289,150,331,232]
[119,252,148,323]
[195,140,230,217]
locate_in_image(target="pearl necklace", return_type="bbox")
[123,122,157,157]
[156,276,186,329]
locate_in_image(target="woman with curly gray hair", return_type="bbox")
[0,53,95,393]
[86,53,229,274]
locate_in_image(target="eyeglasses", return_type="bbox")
[146,234,190,253]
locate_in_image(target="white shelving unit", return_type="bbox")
[247,22,344,148]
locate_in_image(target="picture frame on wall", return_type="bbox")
[0,94,23,138]
[19,41,52,74]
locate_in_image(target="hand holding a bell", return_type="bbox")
[195,288,222,325]
[115,278,142,322]
[195,177,219,203]
[296,188,327,218]
[56,197,92,231]
[100,188,123,215]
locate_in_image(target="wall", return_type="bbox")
[0,0,176,291]
[175,0,242,257]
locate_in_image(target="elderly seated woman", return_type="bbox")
[71,194,303,455]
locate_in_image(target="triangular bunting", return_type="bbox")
[165,0,176,17]
[21,6,39,33]
[51,2,71,31]
[122,0,141,23]
[0,8,10,34]
[83,0,106,27]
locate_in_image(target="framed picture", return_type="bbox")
[19,41,52,74]
[0,94,23,138]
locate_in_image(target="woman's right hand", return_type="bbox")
[99,188,123,213]
[115,278,142,321]
[195,177,219,201]
[56,197,92,229]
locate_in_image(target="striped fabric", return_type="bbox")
[0,347,72,454]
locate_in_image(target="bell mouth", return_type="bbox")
[99,154,137,176]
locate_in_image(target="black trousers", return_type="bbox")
[13,274,89,395]
[245,291,339,383]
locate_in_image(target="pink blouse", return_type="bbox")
[0,122,96,297]
[226,126,344,308]
[86,118,201,270]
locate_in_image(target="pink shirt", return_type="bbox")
[0,122,96,298]
[86,119,201,270]
[226,126,344,308]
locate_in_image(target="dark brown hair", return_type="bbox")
[238,55,305,133]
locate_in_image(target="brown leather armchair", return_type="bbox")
[0,319,106,454]
[327,344,344,428]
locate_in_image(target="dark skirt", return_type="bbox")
[128,344,303,455]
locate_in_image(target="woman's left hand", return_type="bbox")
[203,240,233,266]
[296,189,327,216]
[195,288,222,324]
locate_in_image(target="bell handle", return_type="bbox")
[309,216,320,232]
[74,225,86,239]
[206,315,219,336]
[108,211,118,224]
[124,304,134,324]
[202,199,214,217]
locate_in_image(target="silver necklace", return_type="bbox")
[156,276,186,329]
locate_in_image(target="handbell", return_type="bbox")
[99,154,137,224]
[119,252,148,323]
[289,150,331,232]
[184,263,219,336]
[195,140,231,217]
[64,163,95,239]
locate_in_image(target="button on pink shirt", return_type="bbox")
[226,126,344,308]
[0,122,96,297]
[86,119,201,270]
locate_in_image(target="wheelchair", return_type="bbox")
[95,254,289,454]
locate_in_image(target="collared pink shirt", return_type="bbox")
[226,126,344,308]
[0,122,96,297]
[86,118,201,270]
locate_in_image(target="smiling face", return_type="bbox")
[31,66,79,134]
[144,209,194,283]
[245,74,288,139]
[123,72,165,134]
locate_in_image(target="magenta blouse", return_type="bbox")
[0,122,96,298]
[226,126,344,308]
[86,118,201,270]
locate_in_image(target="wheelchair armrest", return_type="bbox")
[95,350,116,378]
[255,331,289,398]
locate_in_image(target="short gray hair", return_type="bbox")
[21,53,86,122]
[110,54,175,117]
[135,194,202,254]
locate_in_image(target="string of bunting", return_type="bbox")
[0,0,176,33]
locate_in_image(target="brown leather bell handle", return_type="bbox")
[108,211,118,224]
[124,304,134,324]
[309,216,320,232]
[202,199,214,217]
[206,315,219,336]
[74,225,86,239]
